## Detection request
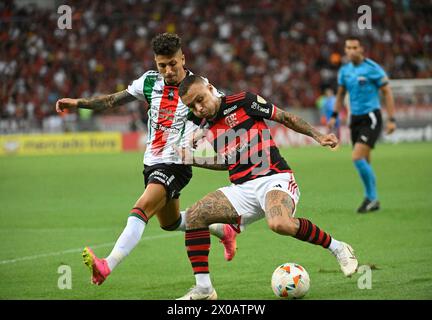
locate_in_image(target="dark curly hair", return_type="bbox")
[151,33,182,56]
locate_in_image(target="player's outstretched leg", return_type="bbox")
[178,191,240,300]
[83,208,148,285]
[281,217,359,277]
[293,218,358,277]
[82,247,111,285]
[265,190,358,277]
[176,228,218,300]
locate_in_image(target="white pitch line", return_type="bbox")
[0,233,181,265]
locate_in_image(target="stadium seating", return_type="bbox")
[1,0,431,133]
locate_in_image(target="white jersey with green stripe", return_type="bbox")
[127,70,198,166]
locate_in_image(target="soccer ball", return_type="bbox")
[271,263,310,299]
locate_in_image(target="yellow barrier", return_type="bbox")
[0,132,122,156]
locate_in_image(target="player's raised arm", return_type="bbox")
[55,89,137,113]
[273,106,338,149]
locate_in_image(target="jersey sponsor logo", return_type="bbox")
[158,109,176,121]
[150,170,169,181]
[225,113,239,128]
[223,105,238,115]
[149,171,175,185]
[251,101,270,114]
[257,95,267,104]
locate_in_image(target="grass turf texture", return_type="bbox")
[0,142,431,300]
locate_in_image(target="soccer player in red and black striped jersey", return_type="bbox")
[175,75,359,300]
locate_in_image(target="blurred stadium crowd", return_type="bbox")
[1,0,431,133]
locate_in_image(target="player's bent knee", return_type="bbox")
[268,221,283,234]
[352,154,364,162]
[352,144,371,161]
[138,200,161,218]
[268,217,297,236]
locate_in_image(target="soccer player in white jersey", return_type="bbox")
[55,33,238,286]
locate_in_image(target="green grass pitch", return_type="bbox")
[0,142,431,300]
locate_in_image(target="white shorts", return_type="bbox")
[219,172,300,231]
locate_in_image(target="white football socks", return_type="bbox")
[208,223,225,239]
[328,238,343,254]
[196,273,213,289]
[106,216,146,271]
[175,210,187,231]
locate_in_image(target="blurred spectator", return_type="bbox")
[0,0,431,133]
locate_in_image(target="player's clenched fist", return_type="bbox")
[56,98,79,113]
[318,133,339,149]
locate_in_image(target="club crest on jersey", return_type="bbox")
[225,113,239,128]
[168,88,175,101]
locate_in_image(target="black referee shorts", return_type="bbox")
[350,109,383,149]
[143,163,192,201]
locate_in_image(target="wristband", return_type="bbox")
[331,111,339,119]
[389,117,396,123]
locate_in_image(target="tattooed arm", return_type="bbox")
[174,146,229,171]
[192,156,229,171]
[56,90,137,113]
[273,106,338,148]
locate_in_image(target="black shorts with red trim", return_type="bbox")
[350,109,383,149]
[143,164,192,201]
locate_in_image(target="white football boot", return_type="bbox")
[332,242,358,277]
[176,286,218,300]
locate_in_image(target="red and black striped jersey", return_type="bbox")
[190,91,291,184]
